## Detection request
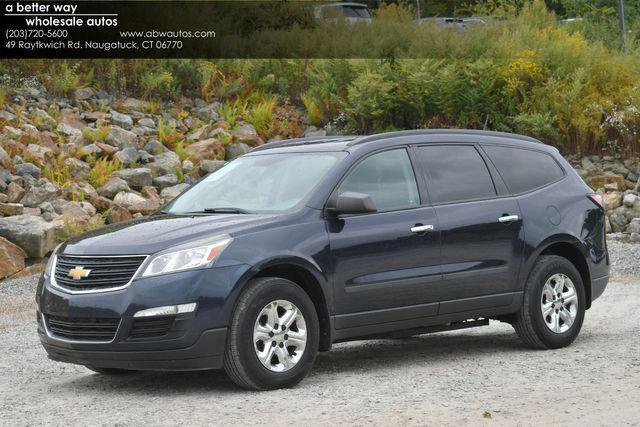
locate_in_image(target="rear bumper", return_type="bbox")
[41,327,227,371]
[591,275,609,303]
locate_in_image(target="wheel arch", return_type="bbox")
[526,236,593,309]
[236,256,333,352]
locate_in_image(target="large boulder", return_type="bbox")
[225,143,251,161]
[51,199,91,220]
[148,151,181,176]
[0,145,10,168]
[64,157,90,180]
[303,126,327,137]
[603,192,622,210]
[25,144,53,164]
[194,102,220,121]
[106,125,138,150]
[15,163,41,179]
[59,113,87,135]
[153,174,179,190]
[0,215,62,257]
[65,181,98,201]
[184,138,225,163]
[113,191,147,209]
[72,87,95,103]
[113,168,152,190]
[232,124,264,147]
[0,237,27,279]
[623,193,638,208]
[20,180,61,207]
[114,147,141,166]
[199,159,225,175]
[95,142,118,156]
[7,182,26,203]
[105,204,132,224]
[138,117,155,128]
[0,203,24,216]
[77,143,102,158]
[110,110,133,130]
[128,198,162,215]
[586,174,626,191]
[160,183,190,202]
[97,177,131,198]
[143,139,167,155]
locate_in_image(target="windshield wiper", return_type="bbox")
[188,207,251,215]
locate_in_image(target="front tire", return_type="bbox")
[223,277,319,390]
[513,255,586,349]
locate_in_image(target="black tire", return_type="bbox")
[513,255,586,349]
[85,366,136,375]
[223,277,320,390]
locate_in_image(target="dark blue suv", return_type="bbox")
[37,130,609,390]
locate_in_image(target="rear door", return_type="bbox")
[416,144,524,314]
[327,148,442,328]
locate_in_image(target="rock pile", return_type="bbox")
[0,85,278,278]
[0,83,638,280]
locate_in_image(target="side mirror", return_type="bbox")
[328,192,377,216]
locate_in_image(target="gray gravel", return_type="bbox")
[1,240,639,426]
[607,237,640,278]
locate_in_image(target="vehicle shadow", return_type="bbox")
[57,328,534,395]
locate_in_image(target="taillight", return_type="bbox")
[588,193,604,209]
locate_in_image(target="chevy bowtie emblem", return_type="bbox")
[68,266,91,280]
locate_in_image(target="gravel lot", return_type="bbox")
[1,240,639,426]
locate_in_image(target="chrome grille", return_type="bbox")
[53,255,147,292]
[45,314,120,342]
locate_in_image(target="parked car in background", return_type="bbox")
[37,130,609,391]
[315,2,372,24]
[416,16,486,31]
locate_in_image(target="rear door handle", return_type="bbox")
[498,215,519,223]
[411,224,434,233]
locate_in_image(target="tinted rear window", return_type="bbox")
[418,145,496,204]
[483,146,564,194]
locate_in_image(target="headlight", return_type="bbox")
[44,243,63,277]
[141,235,233,278]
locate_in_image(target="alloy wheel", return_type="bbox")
[253,300,307,372]
[540,273,578,334]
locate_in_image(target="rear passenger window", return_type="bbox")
[418,145,496,204]
[483,146,564,194]
[337,148,419,211]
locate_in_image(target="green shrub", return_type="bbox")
[141,70,177,99]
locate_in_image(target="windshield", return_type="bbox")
[343,6,371,18]
[165,152,346,214]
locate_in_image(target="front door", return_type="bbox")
[416,144,524,314]
[327,148,442,329]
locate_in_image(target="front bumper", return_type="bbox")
[37,264,250,371]
[42,327,227,371]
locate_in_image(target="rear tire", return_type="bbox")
[223,277,319,390]
[513,255,586,349]
[85,366,135,375]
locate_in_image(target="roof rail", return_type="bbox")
[250,135,360,152]
[347,129,542,146]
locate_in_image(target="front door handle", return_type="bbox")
[411,224,435,233]
[498,215,519,223]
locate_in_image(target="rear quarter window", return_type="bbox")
[483,145,565,194]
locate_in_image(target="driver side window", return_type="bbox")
[337,148,420,212]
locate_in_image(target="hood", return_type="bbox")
[61,213,279,256]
